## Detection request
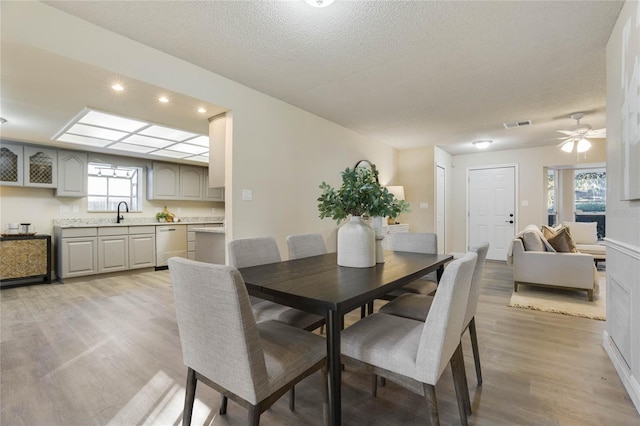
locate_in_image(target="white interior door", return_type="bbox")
[468,166,516,260]
[436,165,446,254]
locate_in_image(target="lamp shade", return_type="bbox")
[386,186,405,201]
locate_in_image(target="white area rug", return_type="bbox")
[508,272,606,321]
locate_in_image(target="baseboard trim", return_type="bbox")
[603,330,640,415]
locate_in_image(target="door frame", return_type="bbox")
[435,164,446,253]
[466,163,519,254]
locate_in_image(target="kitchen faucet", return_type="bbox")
[117,201,129,224]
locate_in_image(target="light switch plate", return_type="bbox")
[59,205,69,213]
[521,200,529,207]
[420,202,429,209]
[242,189,253,201]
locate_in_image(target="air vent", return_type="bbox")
[503,119,532,129]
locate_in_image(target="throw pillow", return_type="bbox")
[545,226,578,253]
[521,231,545,251]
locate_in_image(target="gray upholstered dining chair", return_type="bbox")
[384,232,440,298]
[341,252,478,426]
[286,233,327,260]
[379,243,490,386]
[169,257,327,426]
[228,237,325,332]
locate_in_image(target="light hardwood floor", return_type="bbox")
[1,261,638,425]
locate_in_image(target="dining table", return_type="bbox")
[237,250,453,426]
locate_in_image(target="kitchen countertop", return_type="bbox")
[54,217,224,228]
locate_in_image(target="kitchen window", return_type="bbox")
[87,162,142,211]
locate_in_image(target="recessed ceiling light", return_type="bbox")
[112,83,124,92]
[304,0,336,7]
[473,140,492,149]
[158,96,169,103]
[197,107,207,113]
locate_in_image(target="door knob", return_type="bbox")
[505,220,514,224]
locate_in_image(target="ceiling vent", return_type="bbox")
[503,119,532,129]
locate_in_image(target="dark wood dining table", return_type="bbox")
[237,250,453,425]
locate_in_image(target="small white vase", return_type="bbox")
[372,216,386,263]
[337,216,375,268]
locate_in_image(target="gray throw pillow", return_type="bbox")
[522,231,545,251]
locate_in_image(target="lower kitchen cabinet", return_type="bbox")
[129,232,156,269]
[59,236,98,279]
[98,236,128,273]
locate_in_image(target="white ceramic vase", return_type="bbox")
[337,216,375,268]
[372,216,386,263]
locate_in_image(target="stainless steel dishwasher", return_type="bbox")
[155,224,187,268]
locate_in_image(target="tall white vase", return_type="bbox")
[337,216,375,268]
[372,216,386,263]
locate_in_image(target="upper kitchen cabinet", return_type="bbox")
[0,142,24,186]
[24,146,57,188]
[203,169,224,202]
[147,162,214,201]
[55,150,88,197]
[180,166,204,200]
[147,162,180,200]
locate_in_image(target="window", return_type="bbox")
[547,169,557,226]
[574,168,606,238]
[87,163,142,211]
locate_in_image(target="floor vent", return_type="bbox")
[503,120,532,129]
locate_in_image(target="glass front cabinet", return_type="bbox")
[24,146,57,188]
[0,143,24,186]
[0,143,58,188]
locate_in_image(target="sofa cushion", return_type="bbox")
[522,231,546,251]
[563,222,598,244]
[544,226,578,253]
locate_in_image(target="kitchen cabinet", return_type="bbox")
[98,235,128,273]
[57,228,98,280]
[148,162,212,201]
[24,146,57,188]
[187,223,223,260]
[148,162,180,200]
[203,169,224,202]
[56,150,88,197]
[194,228,226,264]
[0,142,24,186]
[180,166,204,200]
[129,226,156,269]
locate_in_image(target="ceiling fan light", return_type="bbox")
[561,141,575,153]
[577,138,591,153]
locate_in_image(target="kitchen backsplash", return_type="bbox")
[53,216,225,226]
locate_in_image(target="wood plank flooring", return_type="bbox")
[1,261,638,425]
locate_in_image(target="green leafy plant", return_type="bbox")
[317,165,409,222]
[156,212,171,222]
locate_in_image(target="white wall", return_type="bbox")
[448,142,606,252]
[2,2,397,258]
[604,0,640,414]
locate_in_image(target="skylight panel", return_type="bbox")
[79,110,148,132]
[67,123,129,141]
[169,143,209,155]
[122,134,175,149]
[152,149,191,159]
[109,142,157,154]
[57,133,113,147]
[139,125,198,141]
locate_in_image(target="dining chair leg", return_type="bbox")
[468,317,483,385]
[183,368,197,426]
[220,395,228,415]
[360,305,366,318]
[289,386,295,411]
[321,367,329,426]
[422,383,440,426]
[248,406,260,426]
[450,342,471,421]
[371,374,378,397]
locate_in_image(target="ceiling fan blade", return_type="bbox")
[586,128,607,138]
[556,130,576,136]
[556,136,577,147]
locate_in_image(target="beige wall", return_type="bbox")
[604,0,640,413]
[2,2,397,258]
[448,141,606,252]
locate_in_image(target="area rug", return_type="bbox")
[508,272,606,320]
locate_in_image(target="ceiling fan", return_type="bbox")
[556,112,606,153]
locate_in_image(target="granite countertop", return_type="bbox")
[54,217,224,228]
[192,227,225,234]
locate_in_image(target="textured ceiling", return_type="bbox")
[10,1,626,154]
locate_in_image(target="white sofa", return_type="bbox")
[563,221,606,266]
[509,225,598,301]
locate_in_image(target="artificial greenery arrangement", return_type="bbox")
[317,165,409,222]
